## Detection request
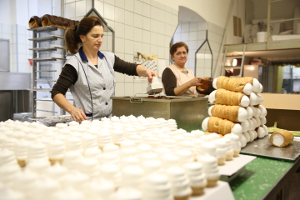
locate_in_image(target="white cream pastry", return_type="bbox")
[100,152,120,166]
[121,165,145,189]
[141,159,162,175]
[65,136,83,153]
[196,154,220,187]
[160,153,179,168]
[99,163,121,185]
[121,156,140,167]
[211,139,227,165]
[190,130,205,138]
[0,148,18,166]
[166,166,192,200]
[0,187,25,200]
[14,139,29,167]
[79,157,99,178]
[47,139,65,165]
[175,149,194,165]
[0,162,21,185]
[219,137,234,161]
[111,187,142,200]
[60,171,89,190]
[200,142,217,157]
[183,162,207,196]
[45,162,68,179]
[120,147,138,158]
[82,178,115,199]
[26,141,49,162]
[143,173,172,200]
[28,177,60,200]
[139,152,158,162]
[82,134,97,149]
[62,151,84,171]
[97,130,112,149]
[52,187,85,200]
[12,169,39,195]
[111,129,125,145]
[68,121,79,126]
[102,143,120,153]
[224,133,241,157]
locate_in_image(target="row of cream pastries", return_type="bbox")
[202,76,268,148]
[0,117,241,199]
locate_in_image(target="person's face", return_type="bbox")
[80,25,104,51]
[171,46,188,67]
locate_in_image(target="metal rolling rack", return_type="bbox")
[28,26,67,118]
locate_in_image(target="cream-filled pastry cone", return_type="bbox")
[256,94,264,105]
[209,89,250,107]
[270,130,294,147]
[208,105,248,122]
[258,83,263,93]
[258,105,267,117]
[241,120,250,132]
[212,76,253,95]
[202,117,242,136]
[256,126,266,138]
[246,106,254,119]
[249,92,258,106]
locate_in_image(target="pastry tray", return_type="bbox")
[240,136,300,161]
[29,115,73,126]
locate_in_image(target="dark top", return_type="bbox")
[51,55,138,98]
[162,68,177,96]
[162,68,214,96]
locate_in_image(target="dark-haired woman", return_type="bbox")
[51,16,156,122]
[162,42,213,97]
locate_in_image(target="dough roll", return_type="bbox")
[215,89,245,106]
[28,16,42,28]
[208,117,235,135]
[211,105,239,122]
[216,76,253,93]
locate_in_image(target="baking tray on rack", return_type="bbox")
[29,115,73,126]
[240,136,300,161]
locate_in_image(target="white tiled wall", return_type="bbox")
[172,21,208,74]
[62,0,178,96]
[0,0,230,100]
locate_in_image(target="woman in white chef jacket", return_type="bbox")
[51,16,156,122]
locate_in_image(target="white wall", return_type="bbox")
[0,0,246,97]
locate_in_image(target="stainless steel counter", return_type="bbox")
[111,96,209,132]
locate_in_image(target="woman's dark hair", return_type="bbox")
[64,16,104,54]
[169,42,189,56]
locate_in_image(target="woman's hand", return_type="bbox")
[70,107,88,123]
[145,69,157,82]
[189,77,204,87]
[136,65,157,82]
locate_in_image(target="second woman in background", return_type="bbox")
[162,42,213,97]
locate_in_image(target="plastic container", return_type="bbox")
[257,32,266,42]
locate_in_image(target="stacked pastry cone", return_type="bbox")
[28,14,79,29]
[203,76,268,148]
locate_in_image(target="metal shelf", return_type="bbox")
[35,70,57,72]
[34,79,57,82]
[29,57,66,62]
[29,46,64,51]
[28,26,64,32]
[29,36,64,42]
[27,88,52,92]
